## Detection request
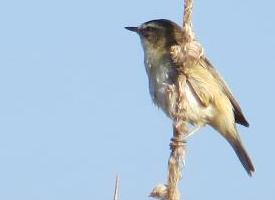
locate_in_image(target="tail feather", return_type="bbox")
[229,137,255,176]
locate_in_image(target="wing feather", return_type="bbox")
[170,45,249,127]
[201,58,249,127]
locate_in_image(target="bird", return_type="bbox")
[125,19,254,176]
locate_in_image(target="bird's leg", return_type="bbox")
[174,122,202,140]
[184,125,202,140]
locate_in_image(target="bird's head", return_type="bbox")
[125,19,183,54]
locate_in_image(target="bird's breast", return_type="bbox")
[145,58,214,124]
[145,58,180,119]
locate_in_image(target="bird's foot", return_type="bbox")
[173,121,202,141]
[184,125,202,140]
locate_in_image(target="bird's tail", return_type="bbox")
[227,134,255,176]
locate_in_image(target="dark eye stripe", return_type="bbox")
[144,27,156,32]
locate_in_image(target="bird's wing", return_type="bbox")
[170,45,249,127]
[193,57,249,127]
[184,59,221,108]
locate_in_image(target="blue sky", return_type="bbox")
[0,0,274,199]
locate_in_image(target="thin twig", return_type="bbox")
[165,0,196,199]
[113,176,120,200]
[166,124,188,200]
[182,0,195,42]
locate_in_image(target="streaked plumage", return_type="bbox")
[125,19,254,175]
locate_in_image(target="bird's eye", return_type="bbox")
[144,27,156,32]
[140,26,157,38]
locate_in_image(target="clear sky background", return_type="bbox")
[0,0,274,199]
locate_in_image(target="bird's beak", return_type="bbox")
[125,26,139,33]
